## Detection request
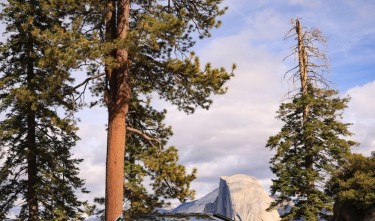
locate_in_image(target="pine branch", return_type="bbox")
[163,177,175,196]
[127,127,162,149]
[73,72,105,90]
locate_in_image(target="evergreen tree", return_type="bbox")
[0,0,90,219]
[266,19,356,220]
[81,1,234,219]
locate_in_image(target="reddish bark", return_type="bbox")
[105,0,130,220]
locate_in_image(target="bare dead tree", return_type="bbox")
[284,18,330,97]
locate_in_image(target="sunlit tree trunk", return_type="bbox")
[105,0,130,220]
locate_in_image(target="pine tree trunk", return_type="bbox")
[27,113,38,221]
[296,19,309,104]
[296,19,314,190]
[26,42,38,221]
[106,107,128,220]
[105,0,130,220]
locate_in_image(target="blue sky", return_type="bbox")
[206,0,375,92]
[3,0,375,215]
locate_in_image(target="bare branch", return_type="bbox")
[284,27,297,40]
[73,72,105,90]
[283,65,299,78]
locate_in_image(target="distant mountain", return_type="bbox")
[172,174,280,221]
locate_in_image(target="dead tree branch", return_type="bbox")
[73,72,105,90]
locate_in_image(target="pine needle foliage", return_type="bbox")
[266,19,356,221]
[124,93,196,214]
[87,0,235,113]
[326,153,375,218]
[0,0,90,219]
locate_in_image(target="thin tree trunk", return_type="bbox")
[26,39,38,221]
[27,113,38,221]
[105,0,130,220]
[296,19,309,104]
[296,19,314,190]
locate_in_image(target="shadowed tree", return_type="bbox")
[0,0,91,219]
[326,153,375,221]
[266,19,356,220]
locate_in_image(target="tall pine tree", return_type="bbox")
[266,19,356,220]
[81,1,234,219]
[0,0,90,219]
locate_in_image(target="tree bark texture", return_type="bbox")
[296,19,309,120]
[105,0,130,220]
[296,19,314,190]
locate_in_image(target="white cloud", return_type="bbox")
[73,108,108,202]
[344,81,375,156]
[346,81,375,119]
[161,26,289,198]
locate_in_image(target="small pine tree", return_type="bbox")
[267,19,356,220]
[0,0,89,219]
